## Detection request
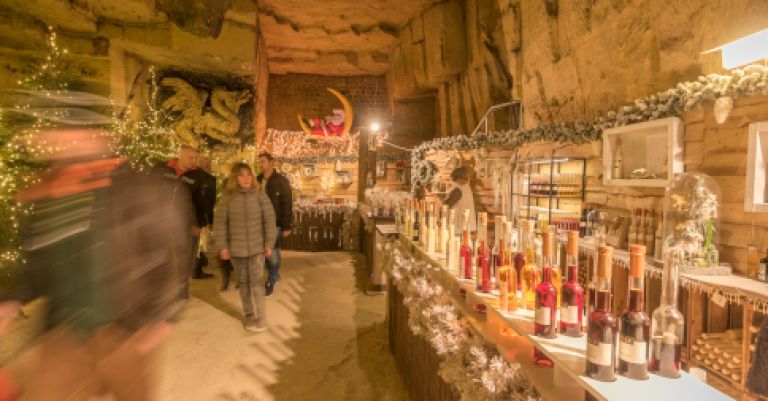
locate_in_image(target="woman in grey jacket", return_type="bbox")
[214,163,277,332]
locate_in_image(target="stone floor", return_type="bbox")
[2,251,410,401]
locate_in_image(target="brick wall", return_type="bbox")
[266,73,390,132]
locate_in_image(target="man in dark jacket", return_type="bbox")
[257,152,292,297]
[183,156,217,278]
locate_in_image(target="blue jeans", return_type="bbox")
[266,227,282,286]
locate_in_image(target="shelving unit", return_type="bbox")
[399,235,733,401]
[511,156,586,224]
[745,122,768,212]
[602,117,684,187]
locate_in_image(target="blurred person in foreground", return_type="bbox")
[215,163,275,332]
[256,152,292,297]
[0,128,189,401]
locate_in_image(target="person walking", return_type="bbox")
[183,155,217,279]
[214,163,276,332]
[256,152,292,297]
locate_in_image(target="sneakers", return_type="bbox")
[244,317,267,333]
[265,282,274,298]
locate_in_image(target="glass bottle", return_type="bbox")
[545,227,563,309]
[612,138,623,179]
[648,250,684,378]
[514,220,529,291]
[460,210,473,280]
[412,201,420,243]
[560,231,584,337]
[586,245,617,382]
[534,231,558,366]
[619,244,650,380]
[520,224,540,310]
[426,203,436,253]
[477,240,490,292]
[654,212,664,260]
[447,210,459,273]
[439,205,449,254]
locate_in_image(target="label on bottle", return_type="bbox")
[619,336,648,364]
[560,305,580,324]
[587,341,613,366]
[535,307,551,325]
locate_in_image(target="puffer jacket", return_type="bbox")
[214,188,277,258]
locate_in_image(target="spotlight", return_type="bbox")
[370,122,381,132]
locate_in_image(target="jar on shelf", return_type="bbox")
[662,172,721,269]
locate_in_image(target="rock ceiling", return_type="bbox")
[258,0,434,75]
[0,0,434,77]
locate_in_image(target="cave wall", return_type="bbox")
[0,0,269,143]
[389,0,768,133]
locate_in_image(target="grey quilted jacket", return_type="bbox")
[214,188,277,257]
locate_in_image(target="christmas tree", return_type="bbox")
[0,27,69,287]
[111,66,179,171]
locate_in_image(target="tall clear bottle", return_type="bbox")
[648,249,684,378]
[586,245,617,382]
[560,231,584,337]
[520,223,540,310]
[439,205,449,254]
[426,203,436,253]
[619,244,650,380]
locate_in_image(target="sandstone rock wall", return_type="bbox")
[0,0,269,142]
[389,0,768,134]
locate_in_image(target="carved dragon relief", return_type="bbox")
[160,77,251,146]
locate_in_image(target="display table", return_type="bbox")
[387,235,732,401]
[282,204,358,252]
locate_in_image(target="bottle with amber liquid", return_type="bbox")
[412,201,421,243]
[514,220,529,291]
[534,231,558,366]
[520,224,540,310]
[586,245,617,382]
[560,231,584,337]
[618,244,650,380]
[460,210,473,280]
[648,249,684,378]
[546,226,563,308]
[426,203,436,253]
[477,240,491,292]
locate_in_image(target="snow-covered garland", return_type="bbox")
[383,241,541,401]
[411,64,768,193]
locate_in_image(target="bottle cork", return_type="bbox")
[597,245,614,279]
[567,230,579,256]
[543,231,554,258]
[629,244,646,277]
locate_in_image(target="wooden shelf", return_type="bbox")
[400,236,733,401]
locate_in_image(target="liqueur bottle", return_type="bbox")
[412,201,420,243]
[515,220,531,293]
[476,213,489,290]
[546,228,563,309]
[419,202,427,247]
[618,244,650,380]
[460,210,473,280]
[534,232,558,366]
[404,200,412,238]
[654,212,664,260]
[612,139,624,179]
[439,205,449,254]
[426,203,436,253]
[586,245,617,382]
[520,224,540,310]
[648,250,684,378]
[560,231,584,337]
[477,240,490,292]
[447,210,459,273]
[644,210,656,256]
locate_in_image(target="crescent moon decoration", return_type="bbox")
[297,87,354,140]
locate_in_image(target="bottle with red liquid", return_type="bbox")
[586,245,617,382]
[560,231,584,337]
[534,231,558,366]
[477,240,491,292]
[618,244,650,380]
[460,210,473,280]
[648,249,684,378]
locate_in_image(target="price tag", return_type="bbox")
[711,292,727,308]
